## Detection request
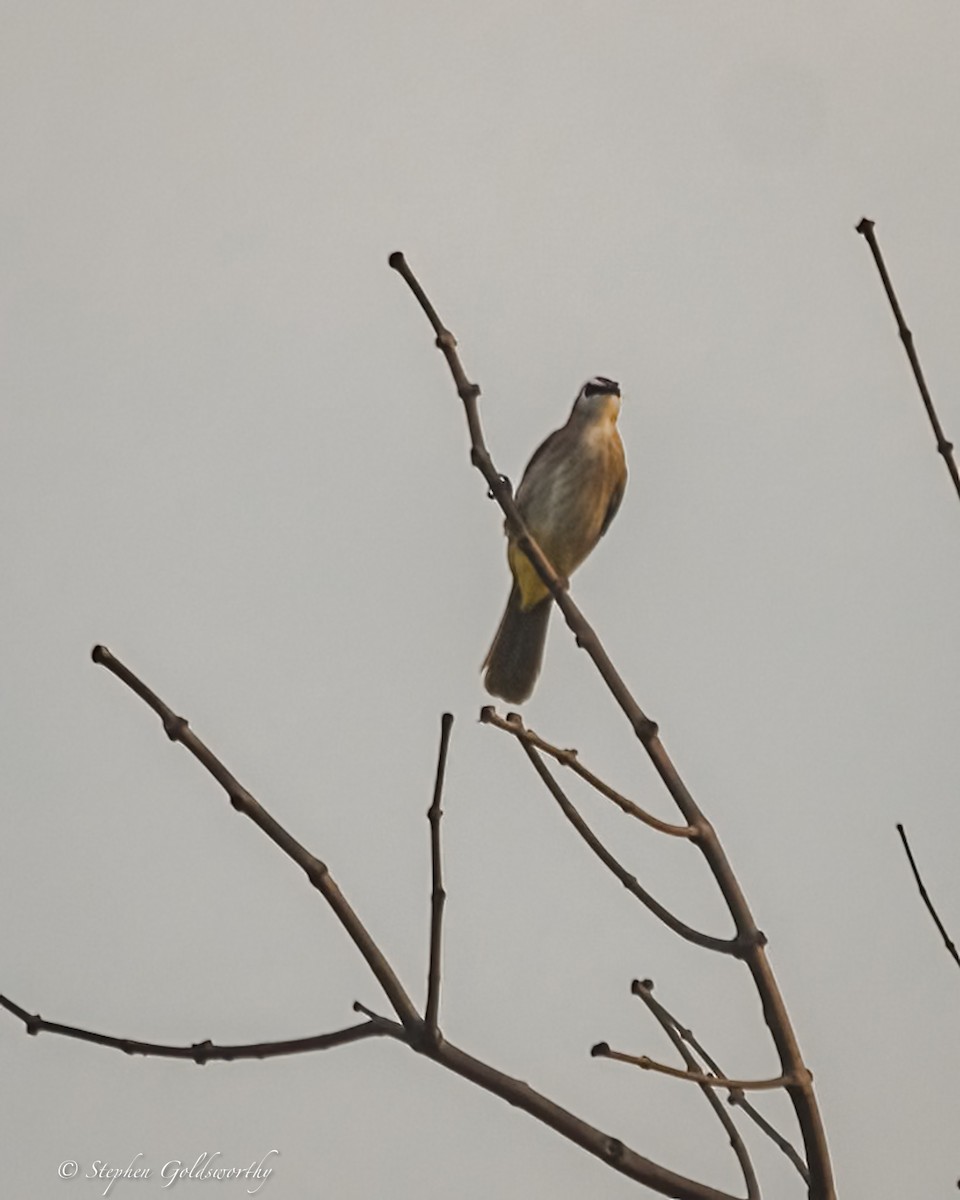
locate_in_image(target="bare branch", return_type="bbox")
[593,1042,797,1091]
[90,644,422,1034]
[426,712,454,1041]
[388,251,660,746]
[0,993,393,1062]
[83,647,740,1200]
[516,731,736,954]
[430,1038,743,1200]
[391,252,835,1199]
[481,707,694,837]
[627,980,759,1200]
[633,980,810,1184]
[897,823,960,971]
[856,217,960,506]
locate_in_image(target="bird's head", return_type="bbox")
[572,376,622,424]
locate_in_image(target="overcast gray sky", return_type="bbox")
[3,3,960,1198]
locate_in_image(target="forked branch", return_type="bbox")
[391,252,835,1200]
[480,707,693,837]
[508,718,736,954]
[71,646,743,1200]
[631,980,809,1184]
[602,982,760,1200]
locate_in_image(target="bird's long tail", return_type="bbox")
[482,584,552,703]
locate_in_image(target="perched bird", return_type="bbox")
[483,376,627,703]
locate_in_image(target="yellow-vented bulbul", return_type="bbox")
[483,376,627,703]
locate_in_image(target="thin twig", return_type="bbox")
[425,713,454,1042]
[592,1042,796,1091]
[480,707,694,837]
[517,735,736,954]
[634,982,809,1183]
[90,644,422,1035]
[391,252,835,1200]
[856,217,960,506]
[626,981,759,1200]
[0,994,393,1062]
[896,823,960,971]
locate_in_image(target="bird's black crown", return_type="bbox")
[583,376,620,398]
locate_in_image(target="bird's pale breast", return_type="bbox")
[509,415,625,609]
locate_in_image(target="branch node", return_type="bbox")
[486,473,512,500]
[415,1023,444,1055]
[732,929,767,958]
[638,718,659,743]
[191,1039,214,1065]
[163,714,189,741]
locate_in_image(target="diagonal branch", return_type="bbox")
[90,644,422,1034]
[481,707,694,837]
[0,993,394,1062]
[896,823,960,971]
[425,713,454,1041]
[516,732,736,954]
[632,980,810,1184]
[856,217,960,507]
[391,252,835,1200]
[430,1038,744,1200]
[389,251,660,743]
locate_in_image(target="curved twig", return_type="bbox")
[480,707,694,837]
[632,980,810,1184]
[593,1042,796,1092]
[517,735,736,954]
[622,983,760,1200]
[391,252,835,1200]
[0,993,392,1062]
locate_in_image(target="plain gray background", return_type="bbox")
[3,3,959,1197]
